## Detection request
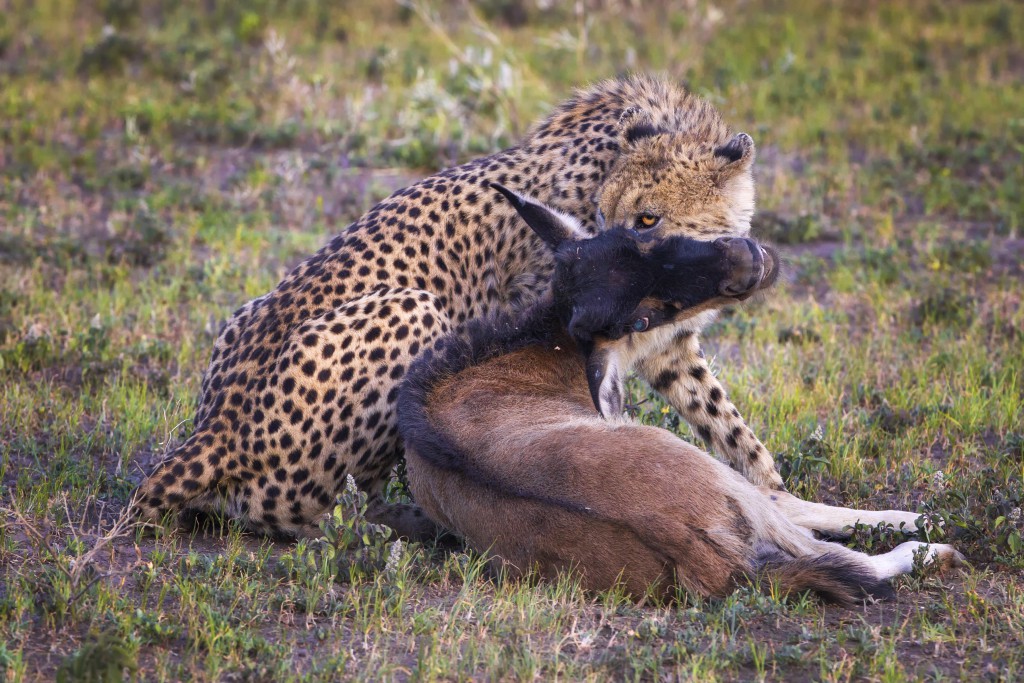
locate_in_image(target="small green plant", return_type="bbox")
[77,27,148,76]
[777,325,822,345]
[55,630,138,683]
[911,286,974,328]
[279,475,399,586]
[845,519,926,554]
[924,466,1024,568]
[0,640,26,682]
[777,424,833,493]
[0,326,54,374]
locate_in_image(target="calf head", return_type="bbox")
[491,182,778,417]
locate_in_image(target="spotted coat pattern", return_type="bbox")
[134,75,784,538]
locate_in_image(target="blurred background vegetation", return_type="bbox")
[3,0,1022,232]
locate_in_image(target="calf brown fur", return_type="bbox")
[398,185,962,604]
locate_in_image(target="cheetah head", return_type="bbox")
[489,181,777,417]
[594,108,756,241]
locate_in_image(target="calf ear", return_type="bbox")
[489,182,586,249]
[584,343,625,419]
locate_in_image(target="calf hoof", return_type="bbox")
[906,541,966,571]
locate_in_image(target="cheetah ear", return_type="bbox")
[618,107,660,148]
[714,132,756,173]
[488,182,586,249]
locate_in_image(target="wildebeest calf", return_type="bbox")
[397,184,962,604]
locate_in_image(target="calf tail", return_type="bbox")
[755,546,895,607]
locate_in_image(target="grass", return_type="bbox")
[1,0,1023,679]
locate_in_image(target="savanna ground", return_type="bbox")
[1,0,1023,680]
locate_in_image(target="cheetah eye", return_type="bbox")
[636,213,660,229]
[631,317,650,332]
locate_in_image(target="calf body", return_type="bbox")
[399,189,962,603]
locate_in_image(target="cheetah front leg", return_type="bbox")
[638,330,785,490]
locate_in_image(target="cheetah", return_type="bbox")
[135,75,785,538]
[401,187,962,602]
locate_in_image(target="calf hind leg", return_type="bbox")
[760,535,963,605]
[763,488,931,538]
[863,541,965,579]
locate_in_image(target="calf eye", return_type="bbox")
[631,317,650,332]
[636,213,660,229]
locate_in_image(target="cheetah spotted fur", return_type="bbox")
[134,75,784,539]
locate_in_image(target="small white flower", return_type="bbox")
[932,470,946,489]
[124,114,139,141]
[385,539,404,576]
[1009,507,1021,523]
[25,323,48,342]
[345,474,359,496]
[497,61,515,92]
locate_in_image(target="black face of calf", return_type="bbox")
[490,182,778,340]
[557,232,779,344]
[490,182,778,415]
